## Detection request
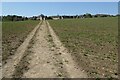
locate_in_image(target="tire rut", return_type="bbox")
[23,21,69,78]
[2,21,42,78]
[12,21,43,78]
[46,21,87,78]
[45,21,70,77]
[3,20,87,78]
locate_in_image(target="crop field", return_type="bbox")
[49,17,118,78]
[2,20,39,63]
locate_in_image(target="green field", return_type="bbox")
[49,17,118,78]
[2,20,39,63]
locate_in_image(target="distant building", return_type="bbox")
[50,15,63,20]
[37,15,42,20]
[37,14,46,20]
[51,16,60,20]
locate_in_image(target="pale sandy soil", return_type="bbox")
[3,21,87,78]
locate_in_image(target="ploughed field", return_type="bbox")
[2,20,39,63]
[48,17,118,78]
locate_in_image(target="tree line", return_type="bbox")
[2,13,118,21]
[2,15,28,21]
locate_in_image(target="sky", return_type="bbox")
[1,0,119,2]
[2,2,118,17]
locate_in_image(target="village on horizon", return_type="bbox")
[1,13,119,21]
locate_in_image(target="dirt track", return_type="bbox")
[3,21,87,78]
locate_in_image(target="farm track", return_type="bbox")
[3,21,42,78]
[3,20,87,78]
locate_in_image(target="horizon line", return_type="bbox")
[2,13,118,17]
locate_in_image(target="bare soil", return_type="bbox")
[3,21,87,78]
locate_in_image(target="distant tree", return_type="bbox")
[83,13,92,18]
[94,14,111,18]
[24,17,28,20]
[74,15,79,18]
[116,14,120,17]
[7,15,13,21]
[40,14,45,20]
[46,16,53,20]
[59,16,63,19]
[94,15,98,17]
[2,15,28,21]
